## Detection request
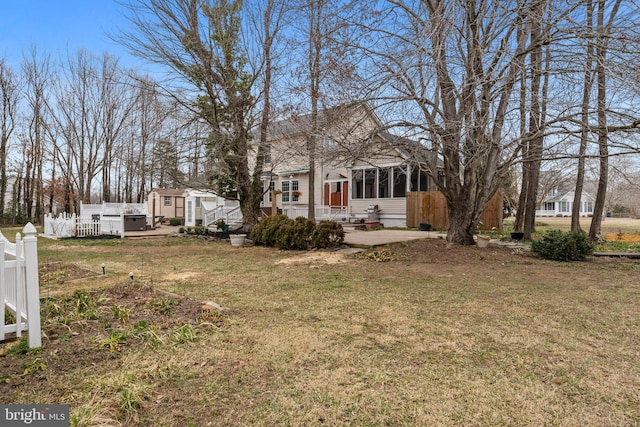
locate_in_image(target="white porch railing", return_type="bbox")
[204,203,348,225]
[203,201,242,228]
[282,206,309,219]
[315,206,348,221]
[0,223,41,348]
[225,207,243,224]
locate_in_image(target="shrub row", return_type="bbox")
[250,215,345,250]
[531,230,593,261]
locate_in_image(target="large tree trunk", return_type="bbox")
[520,0,546,240]
[589,0,621,239]
[446,189,481,246]
[572,1,595,233]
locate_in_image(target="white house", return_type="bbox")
[536,185,596,217]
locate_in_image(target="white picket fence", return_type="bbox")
[0,223,41,348]
[44,213,125,238]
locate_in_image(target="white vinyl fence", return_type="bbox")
[44,213,125,238]
[0,223,41,348]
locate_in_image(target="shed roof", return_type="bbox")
[150,188,187,197]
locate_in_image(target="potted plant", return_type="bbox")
[215,219,229,232]
[292,190,302,197]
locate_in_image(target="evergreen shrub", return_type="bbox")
[251,215,344,250]
[531,230,593,261]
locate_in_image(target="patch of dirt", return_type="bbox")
[386,238,530,265]
[603,233,640,243]
[276,251,349,266]
[40,262,98,286]
[162,271,200,281]
[0,280,222,403]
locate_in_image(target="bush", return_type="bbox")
[272,217,316,250]
[194,226,208,235]
[531,230,593,261]
[251,214,292,246]
[311,220,345,248]
[169,218,182,226]
[290,217,317,249]
[251,215,344,250]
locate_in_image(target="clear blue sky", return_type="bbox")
[0,0,142,68]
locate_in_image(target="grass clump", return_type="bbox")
[531,230,593,261]
[119,380,148,422]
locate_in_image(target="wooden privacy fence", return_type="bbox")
[0,223,41,348]
[406,191,503,231]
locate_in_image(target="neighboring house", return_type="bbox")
[258,103,444,227]
[536,182,596,217]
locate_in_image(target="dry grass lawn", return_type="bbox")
[1,226,639,426]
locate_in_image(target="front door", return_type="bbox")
[175,197,185,218]
[326,181,348,207]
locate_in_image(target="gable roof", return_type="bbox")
[265,103,382,140]
[376,131,443,169]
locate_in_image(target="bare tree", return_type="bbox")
[119,0,280,230]
[250,0,287,213]
[365,0,537,244]
[287,0,359,220]
[571,0,596,233]
[515,0,550,239]
[99,62,137,202]
[588,0,622,239]
[50,51,131,208]
[0,58,20,219]
[22,47,56,221]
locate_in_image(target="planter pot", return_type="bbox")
[510,232,524,241]
[230,234,247,247]
[476,236,491,248]
[419,223,432,231]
